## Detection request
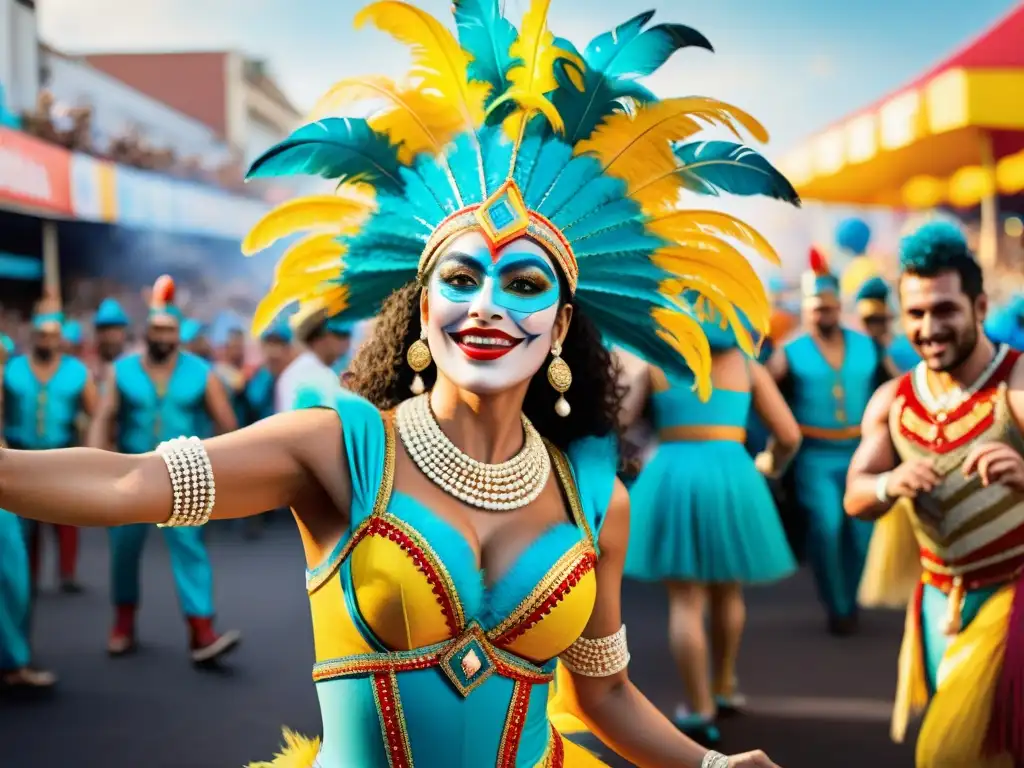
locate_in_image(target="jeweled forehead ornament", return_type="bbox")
[418,178,579,295]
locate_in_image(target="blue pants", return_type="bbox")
[0,509,31,669]
[109,524,214,618]
[793,444,874,619]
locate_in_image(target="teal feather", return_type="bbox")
[671,141,800,204]
[548,174,629,229]
[552,11,713,144]
[560,198,644,240]
[409,155,461,215]
[535,155,604,218]
[452,0,520,105]
[522,140,575,207]
[246,118,403,192]
[510,129,549,195]
[398,166,449,222]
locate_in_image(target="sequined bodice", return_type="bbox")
[304,393,615,767]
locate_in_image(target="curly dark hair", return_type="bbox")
[347,282,624,450]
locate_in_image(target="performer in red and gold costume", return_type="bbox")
[845,220,1024,768]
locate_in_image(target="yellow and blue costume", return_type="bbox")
[242,1,797,764]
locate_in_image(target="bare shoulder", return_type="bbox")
[596,478,630,558]
[863,377,903,428]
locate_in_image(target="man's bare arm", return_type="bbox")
[86,369,119,451]
[844,379,901,520]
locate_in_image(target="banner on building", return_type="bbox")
[0,127,72,215]
[70,153,118,222]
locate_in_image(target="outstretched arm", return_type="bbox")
[0,407,341,529]
[568,481,779,768]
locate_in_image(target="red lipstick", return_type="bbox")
[448,327,523,361]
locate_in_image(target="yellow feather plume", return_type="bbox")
[646,209,781,266]
[272,234,347,282]
[651,307,713,401]
[246,728,321,768]
[487,0,573,137]
[242,194,374,256]
[309,75,464,165]
[354,1,490,198]
[574,98,769,208]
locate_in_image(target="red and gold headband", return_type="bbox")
[418,180,579,294]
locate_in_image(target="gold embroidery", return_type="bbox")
[900,407,939,444]
[371,670,413,768]
[941,399,994,444]
[487,540,594,642]
[544,441,593,545]
[496,679,530,767]
[306,412,397,593]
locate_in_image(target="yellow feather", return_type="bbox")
[246,728,321,768]
[308,75,464,165]
[242,194,374,255]
[486,0,574,137]
[655,238,771,319]
[574,98,769,200]
[272,234,347,282]
[646,209,781,266]
[650,307,713,401]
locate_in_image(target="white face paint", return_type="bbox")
[425,230,562,395]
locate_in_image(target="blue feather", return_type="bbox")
[246,118,402,191]
[453,0,520,105]
[560,198,644,240]
[522,140,574,208]
[535,155,603,218]
[553,11,713,144]
[671,141,800,204]
[549,174,628,229]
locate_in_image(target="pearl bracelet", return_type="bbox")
[701,751,729,768]
[560,624,630,677]
[156,436,216,528]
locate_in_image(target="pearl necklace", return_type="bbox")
[395,394,551,511]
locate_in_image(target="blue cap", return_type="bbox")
[95,298,129,328]
[32,311,64,331]
[855,276,890,303]
[180,318,206,344]
[324,315,355,336]
[261,318,293,343]
[63,320,83,345]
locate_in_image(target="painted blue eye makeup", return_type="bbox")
[436,248,559,315]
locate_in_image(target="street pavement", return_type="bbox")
[2,524,914,768]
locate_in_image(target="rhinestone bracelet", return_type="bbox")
[701,751,729,768]
[559,624,630,678]
[156,436,216,528]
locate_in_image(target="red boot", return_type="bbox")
[108,604,137,656]
[186,616,241,664]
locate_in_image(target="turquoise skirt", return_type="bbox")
[624,440,796,584]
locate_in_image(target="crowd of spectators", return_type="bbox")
[17,90,252,196]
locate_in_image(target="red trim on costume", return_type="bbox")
[921,523,1024,570]
[373,672,412,768]
[363,516,461,637]
[492,551,598,646]
[497,680,532,767]
[548,725,565,767]
[896,349,1020,454]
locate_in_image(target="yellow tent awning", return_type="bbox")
[778,67,1024,206]
[901,148,1024,208]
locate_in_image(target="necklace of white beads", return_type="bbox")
[395,394,551,511]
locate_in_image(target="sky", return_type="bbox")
[35,0,1022,271]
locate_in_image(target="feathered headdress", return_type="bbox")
[242,1,799,398]
[801,246,839,299]
[855,275,891,319]
[148,275,183,326]
[32,286,64,332]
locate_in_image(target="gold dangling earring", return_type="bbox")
[406,327,431,395]
[547,340,572,417]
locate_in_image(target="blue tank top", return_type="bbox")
[114,351,211,454]
[651,377,750,430]
[784,329,877,437]
[2,354,88,449]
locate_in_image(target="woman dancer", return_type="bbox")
[0,2,797,765]
[625,304,801,743]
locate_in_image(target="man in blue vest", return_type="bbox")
[768,247,884,635]
[0,325,58,693]
[5,294,98,595]
[93,297,130,372]
[244,319,294,425]
[87,276,240,664]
